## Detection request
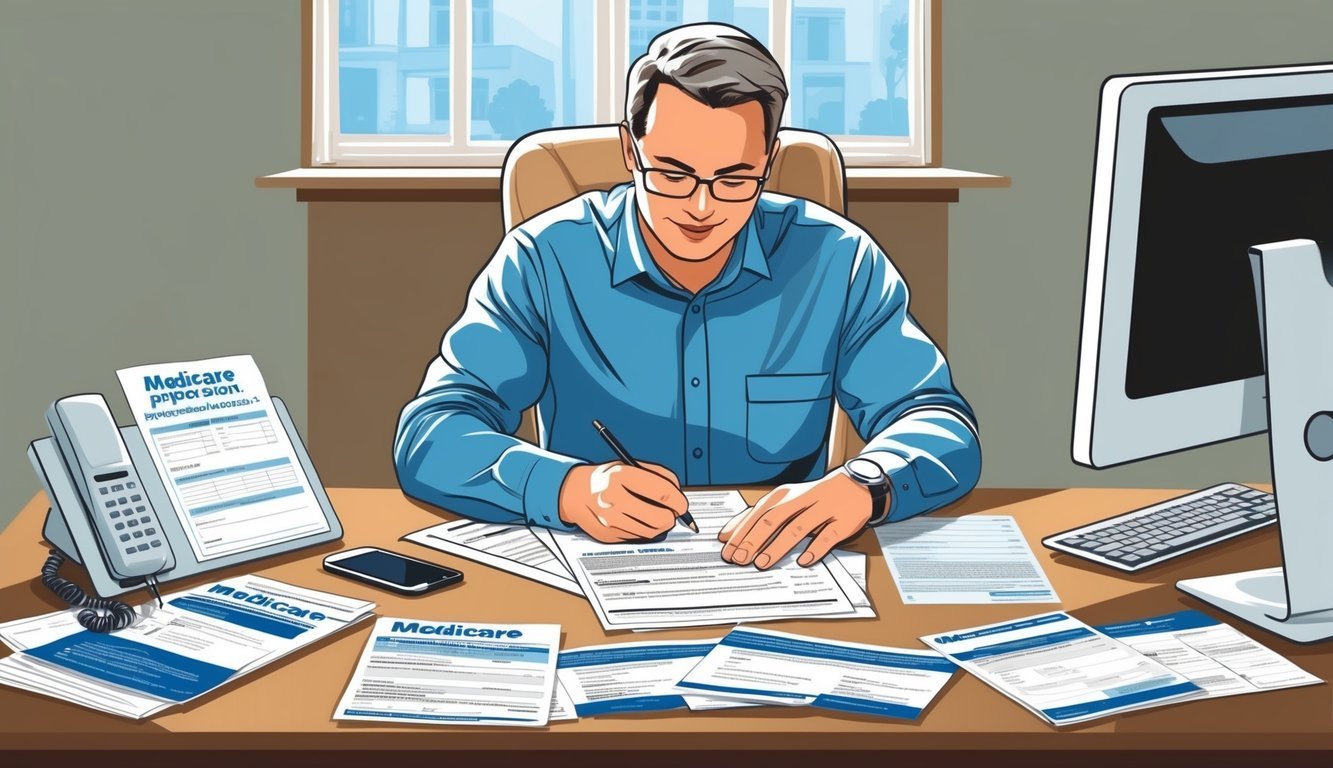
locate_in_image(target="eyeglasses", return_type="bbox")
[628,133,769,203]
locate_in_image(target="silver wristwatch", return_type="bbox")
[844,456,891,526]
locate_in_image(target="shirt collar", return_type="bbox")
[611,189,772,290]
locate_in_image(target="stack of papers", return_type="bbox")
[406,490,875,631]
[1094,609,1321,698]
[922,610,1324,727]
[335,618,564,727]
[0,575,374,719]
[921,612,1204,726]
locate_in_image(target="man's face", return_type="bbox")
[621,84,775,262]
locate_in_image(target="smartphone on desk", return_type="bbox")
[324,547,463,595]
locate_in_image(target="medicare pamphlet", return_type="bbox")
[678,627,957,719]
[876,515,1059,604]
[922,612,1201,726]
[334,618,560,727]
[1096,610,1322,697]
[0,575,374,719]
[117,355,331,562]
[556,639,725,716]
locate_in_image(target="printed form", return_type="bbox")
[0,576,374,719]
[334,618,560,727]
[556,639,727,715]
[877,515,1059,604]
[922,612,1201,726]
[678,627,957,719]
[117,355,329,561]
[549,522,861,631]
[1096,610,1322,697]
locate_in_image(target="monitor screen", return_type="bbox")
[1125,95,1333,400]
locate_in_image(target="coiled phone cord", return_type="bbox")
[40,550,137,633]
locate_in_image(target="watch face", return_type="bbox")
[846,457,884,484]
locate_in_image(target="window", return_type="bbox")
[311,0,933,166]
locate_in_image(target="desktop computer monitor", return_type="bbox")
[1073,62,1333,642]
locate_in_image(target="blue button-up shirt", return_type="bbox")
[394,183,980,530]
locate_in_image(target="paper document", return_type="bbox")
[334,618,560,727]
[549,532,859,630]
[0,575,374,719]
[679,627,957,719]
[877,515,1058,604]
[922,612,1201,726]
[404,518,583,595]
[116,355,330,561]
[403,491,753,598]
[556,639,723,715]
[1096,610,1322,697]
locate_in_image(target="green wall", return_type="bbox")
[5,1,1333,534]
[0,2,305,531]
[943,0,1333,491]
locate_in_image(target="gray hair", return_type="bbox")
[625,23,788,150]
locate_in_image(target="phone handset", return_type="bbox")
[44,394,174,628]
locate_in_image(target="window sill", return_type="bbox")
[256,166,1009,202]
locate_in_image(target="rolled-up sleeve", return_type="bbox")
[393,233,583,530]
[835,237,982,523]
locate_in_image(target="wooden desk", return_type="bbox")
[1,487,1330,766]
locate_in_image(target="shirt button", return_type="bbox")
[691,377,700,387]
[693,448,703,459]
[691,305,701,314]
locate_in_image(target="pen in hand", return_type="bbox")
[592,419,699,534]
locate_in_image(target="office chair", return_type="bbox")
[500,124,860,470]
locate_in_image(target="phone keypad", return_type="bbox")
[97,477,166,560]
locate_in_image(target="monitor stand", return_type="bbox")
[1178,239,1333,644]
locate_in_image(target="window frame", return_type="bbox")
[310,0,936,168]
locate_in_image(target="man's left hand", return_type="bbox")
[719,470,876,569]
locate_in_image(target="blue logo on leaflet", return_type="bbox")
[934,634,965,644]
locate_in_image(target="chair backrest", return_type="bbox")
[500,124,860,469]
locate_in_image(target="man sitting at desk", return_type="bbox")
[394,23,980,569]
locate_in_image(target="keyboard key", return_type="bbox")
[119,533,130,542]
[145,528,157,536]
[1094,542,1120,553]
[109,510,120,519]
[150,540,162,548]
[1124,554,1141,562]
[125,547,136,555]
[1248,513,1266,521]
[114,522,124,530]
[111,484,124,492]
[140,516,151,524]
[1166,518,1251,547]
[127,481,137,489]
[137,544,149,552]
[130,494,142,502]
[99,487,109,496]
[133,531,143,539]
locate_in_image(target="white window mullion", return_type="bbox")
[454,0,469,148]
[609,0,629,124]
[312,0,337,165]
[771,0,791,129]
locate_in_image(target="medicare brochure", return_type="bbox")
[876,515,1058,604]
[1096,610,1322,697]
[551,533,856,630]
[335,618,560,727]
[557,640,721,716]
[404,518,584,595]
[678,627,956,718]
[922,612,1201,726]
[0,575,374,719]
[117,355,330,561]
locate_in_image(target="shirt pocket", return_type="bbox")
[745,373,834,464]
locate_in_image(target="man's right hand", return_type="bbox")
[558,462,687,542]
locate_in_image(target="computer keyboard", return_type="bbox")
[1042,482,1276,572]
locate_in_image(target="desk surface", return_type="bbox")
[1,486,1330,761]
